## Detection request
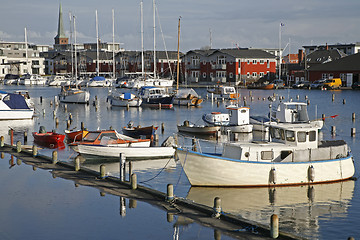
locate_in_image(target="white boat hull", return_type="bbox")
[0,109,34,120]
[177,148,355,187]
[78,144,175,160]
[59,91,90,104]
[110,98,142,107]
[222,124,253,133]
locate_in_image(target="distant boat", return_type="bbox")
[247,82,274,90]
[122,124,157,139]
[88,76,112,87]
[177,120,220,135]
[207,85,239,100]
[108,90,142,107]
[59,85,90,104]
[139,86,174,109]
[18,74,46,86]
[174,88,203,107]
[0,90,34,120]
[202,105,253,133]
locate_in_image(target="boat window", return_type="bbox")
[99,132,118,140]
[261,151,273,160]
[280,129,285,140]
[286,130,295,142]
[309,131,316,141]
[241,109,246,113]
[83,132,100,142]
[297,131,306,142]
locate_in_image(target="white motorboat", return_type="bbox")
[18,74,47,85]
[174,88,203,107]
[207,85,239,100]
[58,85,90,104]
[0,90,34,120]
[177,121,355,187]
[77,144,175,160]
[202,105,253,133]
[47,75,71,86]
[108,90,142,107]
[88,76,112,87]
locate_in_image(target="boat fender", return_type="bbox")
[184,120,189,127]
[269,168,276,184]
[307,165,315,182]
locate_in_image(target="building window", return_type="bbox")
[217,56,226,64]
[253,59,257,64]
[322,73,328,79]
[210,72,213,78]
[260,72,264,77]
[203,72,206,78]
[260,59,264,64]
[267,60,270,68]
[229,72,233,78]
[247,72,250,77]
[216,71,226,78]
[247,60,250,64]
[252,72,257,77]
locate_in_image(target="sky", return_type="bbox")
[1,0,360,54]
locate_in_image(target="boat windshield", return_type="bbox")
[83,132,100,142]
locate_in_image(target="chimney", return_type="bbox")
[298,49,304,63]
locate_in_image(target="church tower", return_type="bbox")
[54,3,68,45]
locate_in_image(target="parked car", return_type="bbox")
[323,78,342,89]
[351,82,360,90]
[292,81,310,89]
[310,79,327,89]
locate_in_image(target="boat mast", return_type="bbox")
[74,15,78,81]
[153,0,156,78]
[112,9,116,79]
[176,17,181,91]
[279,23,283,80]
[69,12,74,78]
[24,27,30,74]
[140,1,144,77]
[96,10,99,76]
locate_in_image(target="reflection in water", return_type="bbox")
[0,119,34,143]
[186,181,355,239]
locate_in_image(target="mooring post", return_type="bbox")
[119,153,126,181]
[213,197,221,218]
[0,136,4,147]
[351,128,356,137]
[10,128,13,146]
[161,122,165,134]
[166,184,174,201]
[81,122,84,131]
[120,197,126,217]
[23,131,27,144]
[52,150,58,164]
[75,156,81,171]
[32,145,38,157]
[129,199,137,209]
[128,161,133,181]
[332,94,335,102]
[270,214,279,238]
[16,141,21,153]
[331,126,336,136]
[352,112,356,122]
[131,173,137,190]
[100,164,106,179]
[192,138,197,151]
[167,212,174,223]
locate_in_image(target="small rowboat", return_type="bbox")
[65,129,89,143]
[177,121,220,135]
[122,125,158,139]
[32,132,65,145]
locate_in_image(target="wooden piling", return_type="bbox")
[52,151,58,164]
[161,122,165,134]
[16,141,21,153]
[192,138,197,151]
[270,214,279,238]
[32,145,37,158]
[100,164,106,179]
[55,117,59,127]
[213,197,221,218]
[131,173,137,190]
[10,128,13,146]
[24,131,27,144]
[66,120,70,129]
[167,212,174,223]
[166,184,174,201]
[81,122,84,131]
[158,103,162,109]
[128,161,133,181]
[75,156,81,171]
[119,153,126,181]
[332,94,335,102]
[352,112,356,122]
[331,126,336,136]
[351,128,356,137]
[217,101,220,107]
[343,99,346,104]
[0,136,4,147]
[129,199,137,209]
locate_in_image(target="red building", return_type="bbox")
[185,48,277,85]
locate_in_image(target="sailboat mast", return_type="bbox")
[24,27,30,74]
[69,12,74,78]
[153,0,156,78]
[112,9,115,78]
[74,16,78,80]
[140,1,144,77]
[176,17,181,91]
[279,23,282,80]
[96,10,99,76]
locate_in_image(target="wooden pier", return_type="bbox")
[1,143,304,240]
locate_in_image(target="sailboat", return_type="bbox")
[173,17,202,107]
[59,14,90,104]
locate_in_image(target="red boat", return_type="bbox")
[32,132,66,145]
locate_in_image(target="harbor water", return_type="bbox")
[0,85,359,239]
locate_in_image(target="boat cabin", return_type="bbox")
[139,86,170,98]
[274,102,310,123]
[227,106,250,125]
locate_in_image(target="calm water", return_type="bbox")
[0,85,359,240]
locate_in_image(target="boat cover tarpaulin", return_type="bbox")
[1,92,30,109]
[123,92,132,100]
[92,76,106,81]
[175,88,199,98]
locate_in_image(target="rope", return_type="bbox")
[139,156,173,184]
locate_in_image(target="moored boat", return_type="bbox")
[108,90,142,107]
[65,129,89,143]
[139,86,174,109]
[122,123,157,139]
[0,90,34,120]
[177,120,220,135]
[59,85,90,104]
[177,122,355,187]
[174,88,203,107]
[32,131,65,145]
[207,85,239,100]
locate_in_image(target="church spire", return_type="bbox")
[54,3,68,45]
